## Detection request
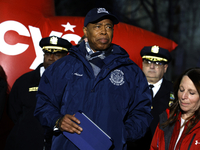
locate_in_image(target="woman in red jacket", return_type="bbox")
[150,67,200,150]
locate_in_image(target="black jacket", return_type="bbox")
[0,77,7,120]
[5,63,52,150]
[150,78,173,134]
[128,78,173,150]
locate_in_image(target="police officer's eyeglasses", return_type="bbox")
[143,59,165,68]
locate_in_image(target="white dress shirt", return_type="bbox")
[148,78,163,97]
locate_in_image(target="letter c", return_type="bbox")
[0,20,30,55]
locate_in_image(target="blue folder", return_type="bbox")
[63,111,113,150]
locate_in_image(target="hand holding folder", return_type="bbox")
[63,111,113,150]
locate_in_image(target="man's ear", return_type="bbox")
[83,27,87,36]
[164,64,168,73]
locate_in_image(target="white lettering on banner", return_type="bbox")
[49,31,63,37]
[29,25,43,69]
[0,20,81,70]
[0,20,30,55]
[62,34,81,44]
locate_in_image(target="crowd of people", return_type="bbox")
[1,7,200,150]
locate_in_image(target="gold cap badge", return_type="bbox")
[151,45,159,53]
[50,36,58,45]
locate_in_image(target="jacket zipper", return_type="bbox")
[178,133,196,150]
[187,133,196,150]
[157,138,159,148]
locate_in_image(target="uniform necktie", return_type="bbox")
[149,84,154,98]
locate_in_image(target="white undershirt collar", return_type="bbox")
[40,66,45,77]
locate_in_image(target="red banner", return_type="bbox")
[0,0,177,87]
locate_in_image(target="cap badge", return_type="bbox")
[151,45,159,53]
[50,36,58,45]
[97,8,109,14]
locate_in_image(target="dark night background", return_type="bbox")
[55,0,200,82]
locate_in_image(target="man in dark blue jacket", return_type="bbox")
[34,8,153,150]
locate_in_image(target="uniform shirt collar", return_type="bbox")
[40,66,45,77]
[148,78,163,97]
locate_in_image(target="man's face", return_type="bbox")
[142,59,168,84]
[43,52,67,69]
[83,19,114,52]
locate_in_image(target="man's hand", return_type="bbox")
[59,114,83,134]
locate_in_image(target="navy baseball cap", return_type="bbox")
[84,8,119,27]
[39,36,72,53]
[140,45,172,63]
